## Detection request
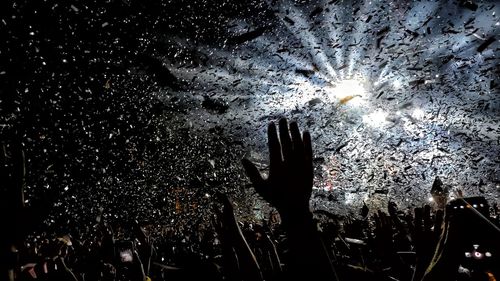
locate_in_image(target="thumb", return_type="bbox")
[242,158,264,186]
[242,158,270,201]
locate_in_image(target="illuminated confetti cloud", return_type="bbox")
[161,0,499,213]
[1,0,499,223]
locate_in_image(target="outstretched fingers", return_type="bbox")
[242,158,269,200]
[289,121,304,157]
[242,159,264,186]
[278,118,293,162]
[268,122,282,172]
[303,131,313,186]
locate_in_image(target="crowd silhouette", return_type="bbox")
[1,119,499,281]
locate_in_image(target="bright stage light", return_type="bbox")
[329,79,367,106]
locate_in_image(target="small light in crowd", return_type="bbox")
[428,197,434,202]
[474,251,483,259]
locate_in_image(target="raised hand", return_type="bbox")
[242,118,313,225]
[214,194,263,281]
[422,197,500,281]
[134,221,154,277]
[242,118,338,281]
[388,201,412,251]
[373,210,394,260]
[412,205,443,281]
[371,209,414,281]
[420,210,462,281]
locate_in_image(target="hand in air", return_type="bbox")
[242,118,313,224]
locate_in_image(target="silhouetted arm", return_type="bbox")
[214,195,263,281]
[222,196,263,281]
[243,118,338,281]
[420,211,462,281]
[412,206,443,281]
